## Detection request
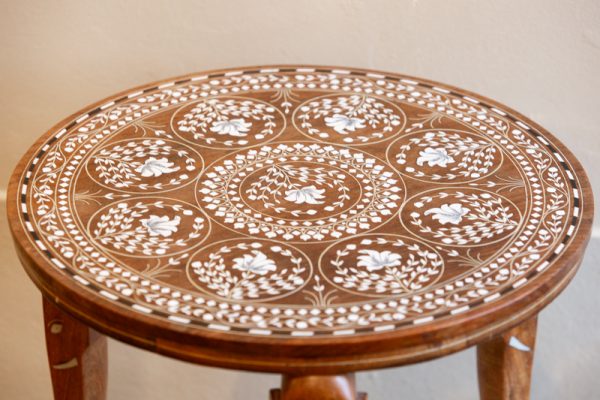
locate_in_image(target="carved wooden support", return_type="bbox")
[477,316,538,400]
[43,297,108,400]
[270,373,367,400]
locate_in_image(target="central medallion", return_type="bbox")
[197,143,404,242]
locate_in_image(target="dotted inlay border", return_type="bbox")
[16,67,582,337]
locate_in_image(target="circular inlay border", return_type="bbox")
[196,141,405,243]
[400,187,523,247]
[386,129,504,183]
[318,234,445,298]
[170,96,287,149]
[292,93,407,145]
[12,66,585,338]
[86,196,211,258]
[186,238,313,303]
[85,138,204,193]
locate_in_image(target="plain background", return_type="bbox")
[1,1,599,399]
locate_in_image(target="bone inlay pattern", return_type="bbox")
[14,66,585,337]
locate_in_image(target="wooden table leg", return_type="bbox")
[43,297,108,400]
[270,373,367,400]
[477,316,538,400]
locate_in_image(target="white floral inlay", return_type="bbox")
[135,157,180,177]
[210,118,252,137]
[328,235,444,296]
[284,185,326,205]
[357,249,402,272]
[25,68,572,335]
[91,139,200,191]
[296,94,404,144]
[424,203,469,225]
[393,131,500,182]
[232,250,277,275]
[200,143,401,241]
[140,215,181,237]
[324,114,366,134]
[416,147,455,168]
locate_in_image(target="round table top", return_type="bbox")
[8,65,593,373]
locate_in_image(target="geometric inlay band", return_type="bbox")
[12,66,584,338]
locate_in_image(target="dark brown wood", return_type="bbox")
[477,316,537,400]
[44,297,107,400]
[7,65,593,400]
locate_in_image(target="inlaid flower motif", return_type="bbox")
[284,185,326,205]
[324,114,366,134]
[424,203,469,225]
[199,143,402,241]
[232,251,277,275]
[135,157,180,177]
[140,215,181,237]
[357,249,402,272]
[416,147,455,168]
[209,118,252,137]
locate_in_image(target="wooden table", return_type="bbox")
[8,65,593,399]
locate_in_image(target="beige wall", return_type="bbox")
[1,0,599,398]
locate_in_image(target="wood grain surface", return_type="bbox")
[43,297,107,399]
[8,65,593,374]
[477,316,538,399]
